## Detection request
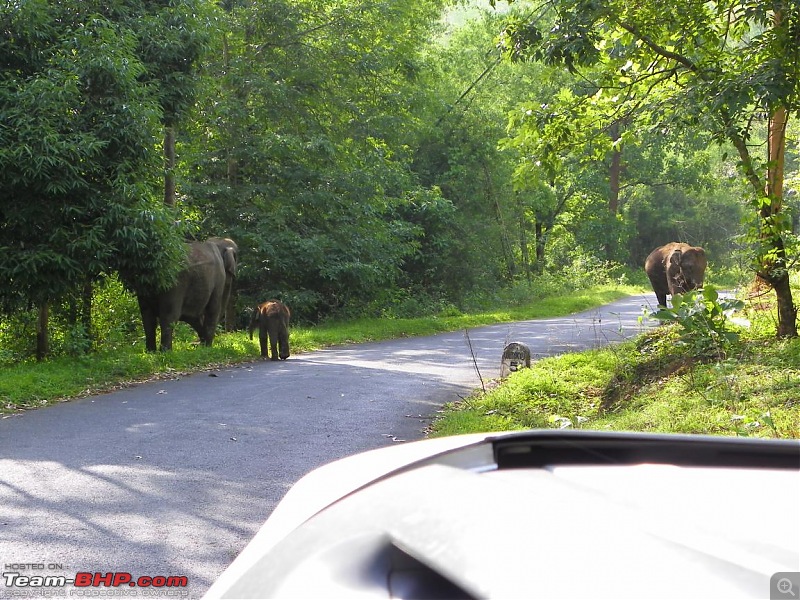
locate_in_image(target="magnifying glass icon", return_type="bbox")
[778,578,797,597]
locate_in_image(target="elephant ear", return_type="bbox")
[222,247,237,278]
[668,248,683,269]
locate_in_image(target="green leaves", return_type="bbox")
[649,286,747,359]
[498,0,800,337]
[0,1,186,313]
[179,0,470,320]
[135,0,212,125]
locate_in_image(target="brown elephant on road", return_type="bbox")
[137,237,238,352]
[248,300,291,360]
[644,242,707,307]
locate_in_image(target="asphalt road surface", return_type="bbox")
[0,294,656,599]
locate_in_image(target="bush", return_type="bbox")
[647,286,746,359]
[0,310,37,365]
[463,253,627,312]
[0,276,143,363]
[91,276,142,347]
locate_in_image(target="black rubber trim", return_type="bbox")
[491,430,800,469]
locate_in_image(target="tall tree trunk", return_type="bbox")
[534,221,546,274]
[608,120,622,215]
[762,104,796,337]
[758,9,796,338]
[725,96,796,338]
[604,121,624,262]
[519,213,531,281]
[487,162,515,280]
[81,279,93,348]
[36,303,49,361]
[220,32,239,186]
[164,126,176,207]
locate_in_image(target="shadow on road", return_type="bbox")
[0,294,657,596]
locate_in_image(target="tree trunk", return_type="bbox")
[534,221,546,274]
[81,279,93,348]
[725,94,796,338]
[487,162,515,281]
[36,303,49,361]
[221,32,239,187]
[164,126,176,207]
[763,104,797,337]
[608,120,622,215]
[519,213,531,281]
[769,264,797,338]
[758,10,796,338]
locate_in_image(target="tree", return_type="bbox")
[418,11,573,284]
[0,2,184,358]
[134,0,211,207]
[182,0,455,320]
[496,0,800,337]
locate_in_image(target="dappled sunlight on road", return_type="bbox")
[0,294,655,598]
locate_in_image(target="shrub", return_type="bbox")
[648,286,746,359]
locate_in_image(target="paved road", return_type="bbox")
[0,294,656,599]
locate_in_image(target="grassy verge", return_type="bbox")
[0,284,637,412]
[429,318,800,440]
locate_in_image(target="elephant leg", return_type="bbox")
[202,325,216,347]
[159,316,174,352]
[201,295,223,347]
[137,296,159,353]
[258,324,269,358]
[193,316,217,346]
[267,320,280,361]
[278,324,290,360]
[141,311,158,353]
[183,316,204,343]
[657,292,668,307]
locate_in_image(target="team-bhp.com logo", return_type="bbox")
[3,569,188,590]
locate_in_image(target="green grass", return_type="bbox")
[429,321,800,440]
[10,282,797,441]
[0,284,637,412]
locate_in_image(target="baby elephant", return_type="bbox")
[248,300,291,360]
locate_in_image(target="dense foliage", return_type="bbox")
[1,0,797,360]
[496,0,800,335]
[0,1,204,357]
[181,0,454,322]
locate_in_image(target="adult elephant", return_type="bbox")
[137,237,238,352]
[644,242,707,307]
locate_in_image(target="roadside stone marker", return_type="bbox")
[500,342,531,379]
